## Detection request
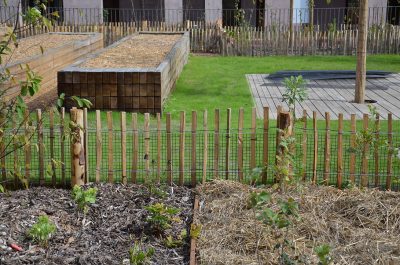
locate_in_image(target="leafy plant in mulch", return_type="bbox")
[71,185,98,214]
[315,244,333,265]
[28,215,56,247]
[144,203,181,235]
[164,229,187,248]
[128,240,155,265]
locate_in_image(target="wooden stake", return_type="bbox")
[238,108,244,182]
[132,113,138,184]
[157,113,162,184]
[83,108,89,183]
[179,111,185,186]
[225,108,231,180]
[213,109,220,179]
[361,113,369,187]
[107,111,113,183]
[49,109,56,187]
[250,108,257,171]
[60,107,66,187]
[337,113,343,189]
[121,112,127,185]
[323,112,331,185]
[312,111,318,184]
[301,110,307,181]
[349,114,356,184]
[166,113,172,185]
[191,111,197,187]
[386,113,393,190]
[37,109,45,186]
[95,110,102,183]
[144,113,150,183]
[374,113,380,188]
[262,107,269,184]
[24,110,31,185]
[71,108,85,187]
[202,110,208,185]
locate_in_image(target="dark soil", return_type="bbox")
[0,184,193,265]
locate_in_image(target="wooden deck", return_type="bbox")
[247,74,400,119]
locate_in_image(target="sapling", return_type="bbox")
[71,185,98,214]
[129,240,155,265]
[282,75,308,121]
[28,215,56,247]
[144,203,180,234]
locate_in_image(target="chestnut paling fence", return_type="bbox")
[0,107,399,190]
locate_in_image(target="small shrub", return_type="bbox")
[71,185,97,214]
[315,244,332,265]
[129,241,155,265]
[282,75,308,120]
[28,215,56,247]
[144,203,180,234]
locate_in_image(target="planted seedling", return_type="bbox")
[315,244,332,265]
[129,240,155,265]
[190,223,202,239]
[71,185,97,214]
[144,203,180,234]
[164,229,187,248]
[28,215,56,247]
[282,75,308,121]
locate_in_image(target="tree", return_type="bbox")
[355,0,368,104]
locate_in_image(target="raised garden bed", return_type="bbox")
[57,32,190,113]
[0,32,103,104]
[194,180,400,264]
[0,184,193,265]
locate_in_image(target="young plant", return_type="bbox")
[28,215,56,247]
[315,244,332,265]
[0,184,4,193]
[144,203,180,234]
[71,185,98,214]
[129,241,155,265]
[164,229,187,248]
[190,223,202,240]
[282,75,308,120]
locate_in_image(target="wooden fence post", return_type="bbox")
[225,108,231,180]
[83,108,89,183]
[349,114,356,184]
[262,107,269,184]
[275,111,293,183]
[121,112,127,185]
[166,113,172,185]
[323,112,331,185]
[301,110,307,181]
[202,110,208,185]
[24,110,31,185]
[132,113,138,184]
[312,111,318,184]
[107,111,113,183]
[386,113,393,190]
[157,113,162,184]
[191,111,197,187]
[213,109,220,179]
[49,109,56,187]
[37,109,45,186]
[361,113,369,188]
[238,108,244,182]
[179,111,185,186]
[144,113,150,183]
[374,113,380,188]
[70,108,85,187]
[95,110,102,183]
[60,108,66,187]
[337,113,343,189]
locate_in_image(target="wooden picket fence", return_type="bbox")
[1,106,399,191]
[13,21,400,55]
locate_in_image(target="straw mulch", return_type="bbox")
[195,180,400,265]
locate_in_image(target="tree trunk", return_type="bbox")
[355,0,369,104]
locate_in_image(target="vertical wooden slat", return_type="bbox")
[323,112,331,185]
[0,113,5,183]
[83,108,89,183]
[386,113,393,190]
[213,109,220,179]
[121,112,127,185]
[132,113,138,184]
[374,113,380,188]
[337,113,343,189]
[144,113,150,183]
[250,108,257,171]
[312,111,318,184]
[156,113,161,184]
[37,109,44,186]
[24,110,31,185]
[202,110,208,185]
[301,110,308,181]
[238,108,244,182]
[12,114,17,187]
[179,111,185,186]
[60,108,65,187]
[262,107,269,184]
[191,111,197,187]
[107,111,113,183]
[225,108,231,180]
[95,110,102,183]
[361,113,369,188]
[349,114,356,184]
[70,108,85,187]
[166,113,172,185]
[49,109,56,187]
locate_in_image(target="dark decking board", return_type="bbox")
[246,74,400,120]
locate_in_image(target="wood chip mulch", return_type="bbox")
[0,183,193,265]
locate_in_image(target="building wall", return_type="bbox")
[165,0,183,24]
[63,0,103,24]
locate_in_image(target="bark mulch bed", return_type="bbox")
[0,183,193,265]
[194,180,400,265]
[80,34,182,69]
